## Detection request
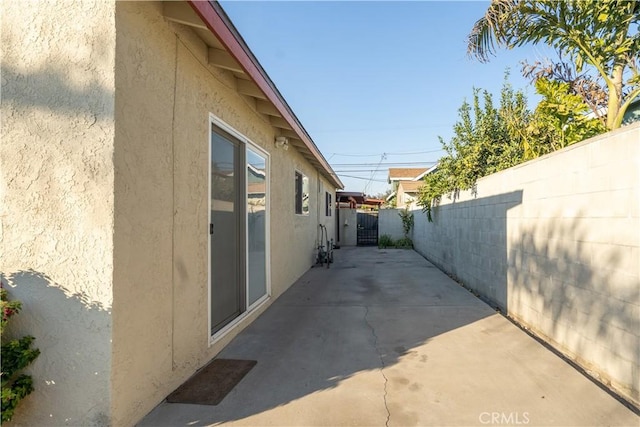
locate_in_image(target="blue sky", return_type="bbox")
[220,1,556,195]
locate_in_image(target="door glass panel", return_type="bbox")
[247,148,267,306]
[210,129,242,334]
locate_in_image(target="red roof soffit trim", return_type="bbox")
[187,0,342,189]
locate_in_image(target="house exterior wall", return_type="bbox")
[396,184,408,208]
[111,2,337,425]
[412,123,640,406]
[317,177,338,257]
[1,1,337,425]
[0,0,116,425]
[396,182,420,210]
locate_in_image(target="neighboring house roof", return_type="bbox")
[181,1,342,189]
[388,168,429,182]
[336,191,383,207]
[398,180,424,193]
[414,163,438,180]
[388,164,438,184]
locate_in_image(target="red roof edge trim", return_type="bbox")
[187,0,343,189]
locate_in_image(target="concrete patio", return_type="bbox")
[139,247,638,426]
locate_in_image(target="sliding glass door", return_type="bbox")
[247,148,268,307]
[209,119,269,337]
[210,128,244,335]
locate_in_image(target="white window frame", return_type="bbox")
[294,169,309,216]
[208,114,271,346]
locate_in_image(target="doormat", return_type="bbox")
[166,359,257,406]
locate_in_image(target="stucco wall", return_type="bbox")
[337,208,358,246]
[112,2,337,425]
[0,0,116,425]
[412,123,640,406]
[378,209,406,241]
[395,182,420,210]
[314,176,338,262]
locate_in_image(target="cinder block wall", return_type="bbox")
[378,209,406,241]
[412,123,640,407]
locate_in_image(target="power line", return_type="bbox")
[310,124,450,134]
[331,161,437,167]
[363,153,386,194]
[387,149,444,155]
[334,169,387,174]
[329,148,444,158]
[337,174,388,183]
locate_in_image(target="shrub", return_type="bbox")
[398,207,414,238]
[395,237,414,249]
[1,284,40,423]
[378,234,395,249]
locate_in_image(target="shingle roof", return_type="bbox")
[388,168,429,180]
[398,180,424,192]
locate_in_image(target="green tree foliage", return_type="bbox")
[527,78,607,155]
[398,207,414,238]
[419,78,527,221]
[467,0,640,130]
[522,58,609,128]
[418,75,605,222]
[1,286,40,423]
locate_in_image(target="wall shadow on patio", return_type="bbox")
[411,190,639,410]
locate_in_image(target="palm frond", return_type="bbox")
[467,0,521,63]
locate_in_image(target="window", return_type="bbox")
[325,192,332,216]
[295,171,309,215]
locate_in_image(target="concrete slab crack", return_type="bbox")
[364,306,390,427]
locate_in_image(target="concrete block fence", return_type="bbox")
[400,123,639,407]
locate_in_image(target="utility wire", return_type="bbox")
[334,170,391,173]
[329,148,444,158]
[337,174,388,182]
[331,161,438,167]
[310,124,450,134]
[363,153,386,194]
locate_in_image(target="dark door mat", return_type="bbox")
[166,359,257,405]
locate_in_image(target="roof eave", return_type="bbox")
[187,0,343,189]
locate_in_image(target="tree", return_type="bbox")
[527,78,606,154]
[374,189,396,207]
[418,77,528,221]
[419,73,607,222]
[521,57,609,127]
[467,0,640,130]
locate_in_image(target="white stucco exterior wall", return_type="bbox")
[111,3,339,424]
[2,2,338,424]
[0,0,116,425]
[412,123,640,406]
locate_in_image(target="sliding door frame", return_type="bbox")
[208,114,271,345]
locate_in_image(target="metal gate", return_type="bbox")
[357,211,378,246]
